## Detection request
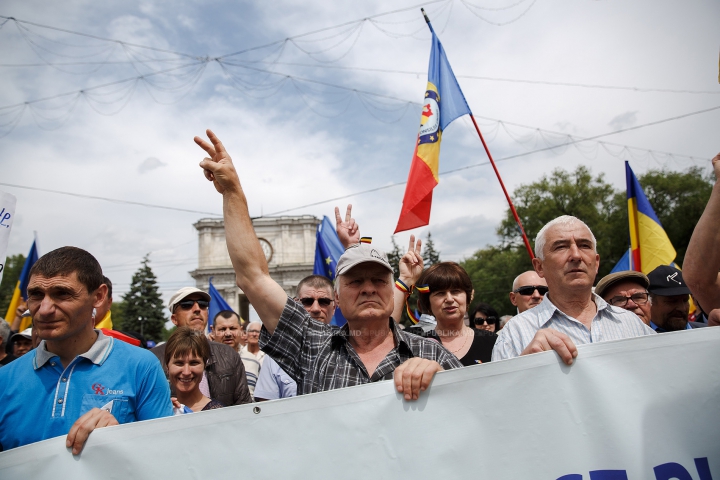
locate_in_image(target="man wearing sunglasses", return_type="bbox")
[151,287,253,406]
[255,275,336,401]
[509,271,548,314]
[492,216,655,365]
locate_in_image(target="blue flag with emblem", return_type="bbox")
[313,216,347,326]
[208,277,234,332]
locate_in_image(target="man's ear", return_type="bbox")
[509,292,518,307]
[170,313,179,327]
[532,258,544,278]
[92,284,109,309]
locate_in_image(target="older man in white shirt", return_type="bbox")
[492,215,655,364]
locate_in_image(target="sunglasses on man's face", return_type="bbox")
[513,285,549,296]
[177,300,209,311]
[473,316,497,326]
[299,297,333,307]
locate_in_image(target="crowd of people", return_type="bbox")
[0,130,717,457]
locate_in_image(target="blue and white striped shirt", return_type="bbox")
[492,293,656,361]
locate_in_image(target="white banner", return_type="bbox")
[1,328,719,479]
[0,191,17,286]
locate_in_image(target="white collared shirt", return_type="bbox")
[492,293,656,361]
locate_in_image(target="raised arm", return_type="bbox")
[684,153,720,311]
[391,235,423,323]
[335,204,360,249]
[195,130,287,334]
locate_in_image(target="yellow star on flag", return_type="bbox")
[325,256,332,265]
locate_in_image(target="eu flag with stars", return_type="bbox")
[208,277,234,332]
[313,216,347,326]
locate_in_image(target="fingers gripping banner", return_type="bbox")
[1,329,718,479]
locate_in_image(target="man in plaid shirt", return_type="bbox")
[195,130,462,401]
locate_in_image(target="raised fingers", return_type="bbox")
[344,204,352,222]
[206,129,227,155]
[407,234,415,252]
[194,136,216,157]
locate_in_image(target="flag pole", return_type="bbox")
[421,9,535,261]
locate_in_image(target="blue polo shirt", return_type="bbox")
[0,331,172,451]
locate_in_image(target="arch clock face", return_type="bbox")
[258,238,273,263]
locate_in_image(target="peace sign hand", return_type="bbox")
[194,129,241,195]
[335,204,360,249]
[399,235,424,285]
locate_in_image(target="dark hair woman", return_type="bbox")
[165,327,224,413]
[392,237,497,366]
[469,303,500,333]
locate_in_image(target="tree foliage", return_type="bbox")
[462,165,712,316]
[0,254,26,315]
[386,236,403,279]
[422,231,441,268]
[121,255,165,341]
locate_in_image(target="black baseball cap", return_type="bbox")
[647,265,691,296]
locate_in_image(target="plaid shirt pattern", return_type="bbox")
[260,297,462,395]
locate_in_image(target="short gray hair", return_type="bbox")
[0,319,11,349]
[534,215,597,260]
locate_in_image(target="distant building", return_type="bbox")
[191,216,320,321]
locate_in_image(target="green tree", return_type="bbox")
[460,246,528,316]
[422,231,441,268]
[121,255,165,341]
[386,236,403,279]
[110,300,126,331]
[0,254,26,315]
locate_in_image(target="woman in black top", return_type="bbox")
[392,237,496,366]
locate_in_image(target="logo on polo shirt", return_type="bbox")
[91,383,124,395]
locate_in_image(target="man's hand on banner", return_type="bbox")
[335,204,360,249]
[195,129,241,196]
[521,329,578,365]
[399,235,424,286]
[394,357,443,401]
[66,408,119,455]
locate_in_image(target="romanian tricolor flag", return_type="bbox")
[395,22,471,233]
[4,239,39,331]
[626,162,676,273]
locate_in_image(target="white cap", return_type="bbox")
[168,287,210,312]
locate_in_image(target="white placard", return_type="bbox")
[0,191,17,286]
[0,328,718,479]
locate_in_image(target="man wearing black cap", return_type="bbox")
[647,265,706,332]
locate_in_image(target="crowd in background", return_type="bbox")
[0,134,717,456]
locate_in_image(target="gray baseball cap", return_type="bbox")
[336,243,393,277]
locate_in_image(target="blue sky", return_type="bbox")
[1,0,718,307]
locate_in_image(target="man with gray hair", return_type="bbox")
[195,130,461,401]
[492,215,655,364]
[0,319,15,367]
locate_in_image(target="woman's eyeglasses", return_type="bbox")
[513,285,549,296]
[299,297,333,307]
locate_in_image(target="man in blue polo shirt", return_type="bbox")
[0,246,172,454]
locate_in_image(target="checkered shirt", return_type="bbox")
[259,297,462,395]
